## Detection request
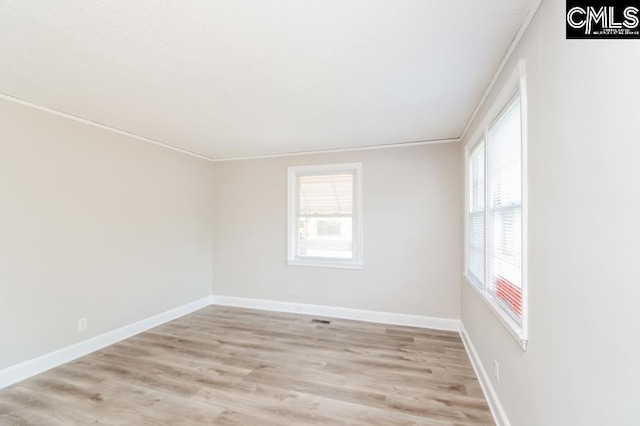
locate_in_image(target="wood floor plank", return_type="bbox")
[0,305,492,425]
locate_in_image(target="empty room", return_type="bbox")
[1,0,639,425]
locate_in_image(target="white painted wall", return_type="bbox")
[211,143,462,320]
[0,98,214,370]
[461,1,640,424]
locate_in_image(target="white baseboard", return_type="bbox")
[1,294,466,396]
[0,295,212,390]
[459,322,510,426]
[211,295,460,332]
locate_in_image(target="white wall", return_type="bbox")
[211,143,462,320]
[0,98,214,370]
[461,0,640,424]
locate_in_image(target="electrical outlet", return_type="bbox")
[78,317,87,332]
[494,360,500,383]
[287,285,295,294]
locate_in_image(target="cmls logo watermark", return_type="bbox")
[566,1,640,38]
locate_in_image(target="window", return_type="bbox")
[468,140,485,286]
[287,163,363,269]
[465,62,527,348]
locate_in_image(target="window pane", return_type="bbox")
[298,174,353,215]
[469,142,485,213]
[468,141,485,285]
[468,212,485,283]
[297,217,353,259]
[489,100,522,208]
[316,219,343,236]
[487,96,523,322]
[297,173,354,259]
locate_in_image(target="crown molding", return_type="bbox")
[459,0,544,141]
[210,138,460,162]
[1,92,459,163]
[0,92,213,161]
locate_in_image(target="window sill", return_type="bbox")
[463,273,528,351]
[288,259,363,270]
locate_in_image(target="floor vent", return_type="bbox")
[311,319,331,324]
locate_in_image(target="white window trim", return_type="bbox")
[287,162,363,269]
[464,60,529,350]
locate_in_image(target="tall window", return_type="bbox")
[466,63,527,348]
[487,97,523,324]
[287,163,362,269]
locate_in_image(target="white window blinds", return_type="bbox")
[487,95,523,323]
[468,141,485,286]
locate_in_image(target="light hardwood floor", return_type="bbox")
[0,306,493,425]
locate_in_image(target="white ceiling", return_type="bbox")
[0,0,536,160]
